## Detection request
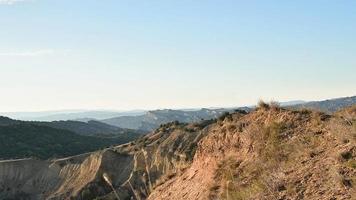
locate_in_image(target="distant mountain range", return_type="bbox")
[101,108,250,131]
[0,110,145,122]
[0,116,143,137]
[100,96,356,131]
[279,100,306,106]
[1,96,355,133]
[291,95,356,113]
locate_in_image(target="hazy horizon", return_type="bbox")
[0,96,353,114]
[1,1,355,112]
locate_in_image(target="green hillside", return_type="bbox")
[0,124,141,160]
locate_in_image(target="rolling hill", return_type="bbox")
[34,120,144,137]
[0,116,144,137]
[0,110,145,122]
[0,124,119,160]
[0,117,143,160]
[291,95,356,113]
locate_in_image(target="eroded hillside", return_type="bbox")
[1,106,355,200]
[0,119,213,200]
[149,105,356,200]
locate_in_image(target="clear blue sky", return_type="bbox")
[0,0,355,112]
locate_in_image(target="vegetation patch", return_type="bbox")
[260,122,289,162]
[257,100,270,110]
[0,124,139,160]
[346,160,356,169]
[215,121,295,199]
[340,151,353,160]
[218,112,232,122]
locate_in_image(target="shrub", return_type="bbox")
[218,112,231,121]
[340,151,352,160]
[227,124,237,132]
[234,109,248,114]
[347,160,356,169]
[299,108,312,115]
[209,184,220,191]
[195,119,216,129]
[341,178,352,188]
[184,127,195,133]
[257,100,270,110]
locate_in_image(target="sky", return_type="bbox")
[0,0,355,112]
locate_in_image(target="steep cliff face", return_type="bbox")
[108,121,212,199]
[0,151,122,200]
[1,107,355,200]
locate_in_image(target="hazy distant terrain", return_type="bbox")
[0,116,143,137]
[100,97,356,131]
[0,110,145,122]
[291,96,356,113]
[33,120,144,137]
[101,108,250,131]
[1,96,353,161]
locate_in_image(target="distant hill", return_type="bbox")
[0,116,143,136]
[0,124,141,160]
[279,100,306,106]
[0,116,19,126]
[292,95,356,113]
[33,120,144,136]
[101,108,250,131]
[0,117,143,160]
[0,110,145,122]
